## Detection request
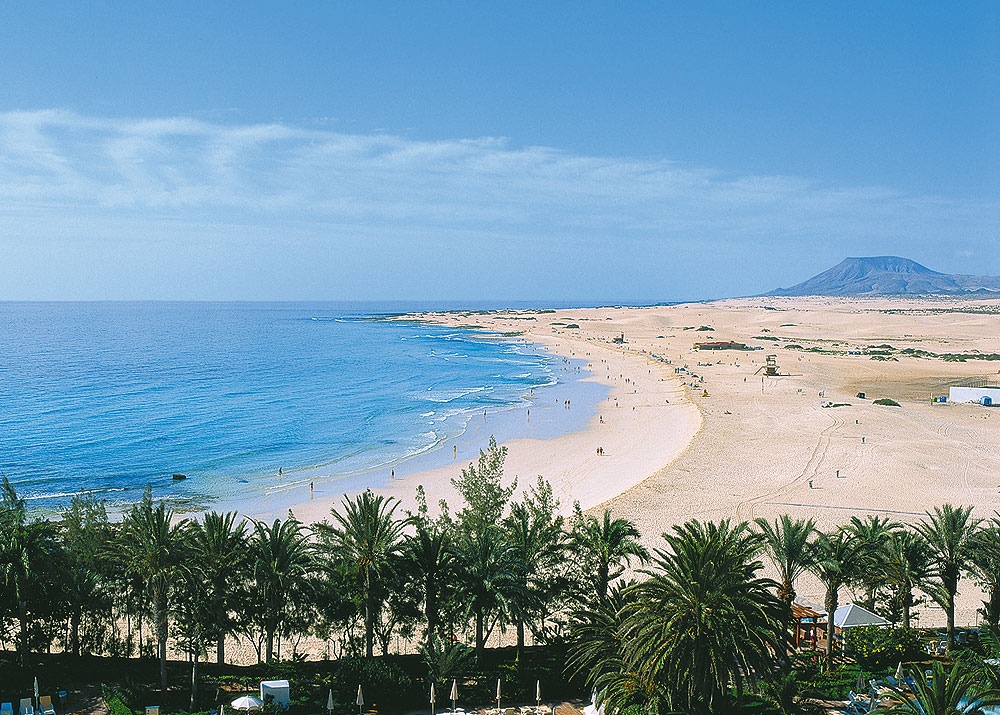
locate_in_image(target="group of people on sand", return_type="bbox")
[596,446,605,456]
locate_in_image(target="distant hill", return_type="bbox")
[768,256,1000,297]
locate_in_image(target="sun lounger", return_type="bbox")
[19,699,34,715]
[2,703,14,715]
[38,697,55,715]
[844,691,871,714]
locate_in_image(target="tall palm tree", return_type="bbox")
[621,520,783,714]
[571,508,648,603]
[755,515,815,664]
[916,504,981,653]
[505,498,565,655]
[875,662,1000,714]
[883,530,932,629]
[120,488,190,694]
[808,530,861,670]
[846,515,900,611]
[453,525,525,663]
[317,490,404,658]
[190,510,247,664]
[250,516,312,663]
[402,520,455,644]
[969,518,1000,630]
[0,477,59,666]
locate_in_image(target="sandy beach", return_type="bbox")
[281,295,1000,630]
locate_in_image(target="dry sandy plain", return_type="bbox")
[356,296,1000,630]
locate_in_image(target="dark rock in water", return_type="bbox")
[767,256,1000,296]
[172,473,187,481]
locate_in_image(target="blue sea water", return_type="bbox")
[0,302,606,515]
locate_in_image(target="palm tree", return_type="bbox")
[883,530,932,629]
[402,520,454,644]
[969,517,1000,630]
[453,525,525,663]
[0,477,59,666]
[916,504,981,653]
[808,530,861,670]
[621,520,784,714]
[250,515,312,663]
[120,488,190,694]
[190,510,247,664]
[571,507,648,603]
[874,662,1000,714]
[505,495,566,655]
[317,490,404,658]
[846,515,900,611]
[755,515,815,664]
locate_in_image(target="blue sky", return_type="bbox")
[0,2,997,302]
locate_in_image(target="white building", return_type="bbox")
[949,386,1000,405]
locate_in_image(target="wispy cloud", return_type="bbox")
[0,109,992,239]
[0,109,996,300]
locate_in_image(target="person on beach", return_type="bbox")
[310,481,314,499]
[278,467,282,477]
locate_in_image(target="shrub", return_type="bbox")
[102,684,135,715]
[843,626,923,670]
[874,398,900,406]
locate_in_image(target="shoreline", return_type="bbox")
[281,327,702,523]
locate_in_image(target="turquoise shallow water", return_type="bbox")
[0,301,606,514]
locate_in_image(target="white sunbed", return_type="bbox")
[38,697,55,715]
[19,699,34,715]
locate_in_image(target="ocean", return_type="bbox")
[0,302,607,515]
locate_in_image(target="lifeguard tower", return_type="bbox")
[754,355,779,376]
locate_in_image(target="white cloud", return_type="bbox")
[0,108,993,244]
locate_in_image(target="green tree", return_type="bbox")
[250,514,312,663]
[0,476,60,666]
[875,662,1000,714]
[754,515,815,665]
[120,487,190,694]
[571,505,648,604]
[317,490,405,658]
[190,510,247,664]
[916,504,981,653]
[504,476,566,656]
[808,530,861,670]
[60,492,114,657]
[969,517,1000,630]
[883,530,932,629]
[619,520,783,714]
[846,515,901,611]
[453,525,525,663]
[451,437,516,538]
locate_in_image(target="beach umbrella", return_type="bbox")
[496,678,502,709]
[230,696,263,711]
[327,689,334,715]
[357,685,364,715]
[536,680,541,707]
[430,682,436,715]
[34,677,39,713]
[856,670,865,691]
[895,661,904,682]
[450,679,459,711]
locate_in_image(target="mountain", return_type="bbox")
[768,256,1000,296]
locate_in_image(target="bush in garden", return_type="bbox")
[843,626,923,670]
